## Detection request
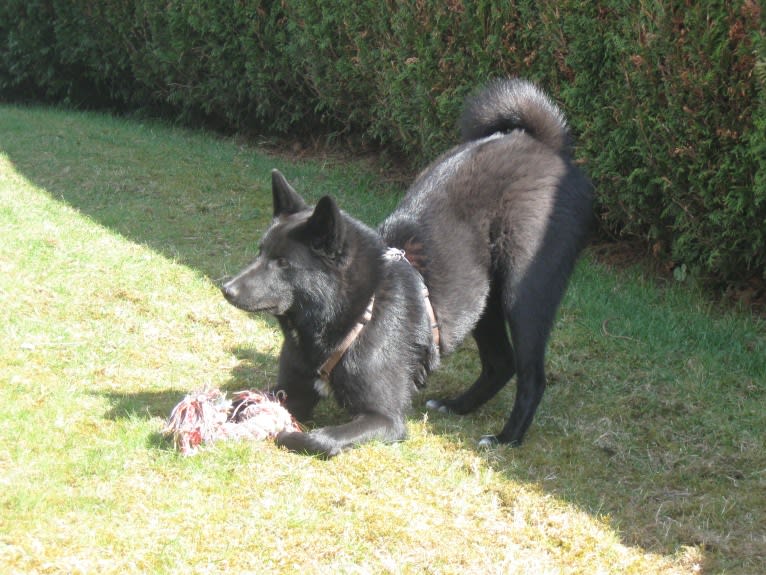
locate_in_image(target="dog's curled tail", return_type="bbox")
[459,78,570,152]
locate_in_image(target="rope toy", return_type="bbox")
[163,388,300,456]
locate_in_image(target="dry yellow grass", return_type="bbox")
[2,105,763,574]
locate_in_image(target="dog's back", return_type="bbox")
[383,78,592,446]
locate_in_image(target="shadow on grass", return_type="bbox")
[102,346,279,419]
[100,345,285,451]
[0,107,282,279]
[99,342,347,457]
[3,107,754,573]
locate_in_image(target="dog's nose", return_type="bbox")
[220,279,238,301]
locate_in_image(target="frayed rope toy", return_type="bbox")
[164,388,300,456]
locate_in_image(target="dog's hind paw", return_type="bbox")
[425,399,452,414]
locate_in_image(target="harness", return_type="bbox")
[314,247,440,389]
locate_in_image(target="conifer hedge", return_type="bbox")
[1,1,764,285]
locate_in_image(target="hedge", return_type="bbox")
[1,0,764,285]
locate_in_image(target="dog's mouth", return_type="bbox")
[222,293,281,315]
[228,300,282,316]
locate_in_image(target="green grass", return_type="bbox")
[1,105,764,574]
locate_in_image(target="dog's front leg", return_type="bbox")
[276,412,406,458]
[274,345,321,422]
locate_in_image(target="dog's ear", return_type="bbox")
[272,169,307,217]
[304,195,345,258]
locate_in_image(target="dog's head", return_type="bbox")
[221,170,347,316]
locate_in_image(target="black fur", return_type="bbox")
[222,78,593,457]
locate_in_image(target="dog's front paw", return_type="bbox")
[275,430,341,458]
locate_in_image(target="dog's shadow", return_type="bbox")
[100,345,285,449]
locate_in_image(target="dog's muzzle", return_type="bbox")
[220,278,239,302]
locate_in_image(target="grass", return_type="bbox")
[0,104,764,574]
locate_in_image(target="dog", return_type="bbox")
[221,78,593,457]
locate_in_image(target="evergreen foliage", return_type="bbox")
[1,0,764,284]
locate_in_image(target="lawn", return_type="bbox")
[1,105,763,574]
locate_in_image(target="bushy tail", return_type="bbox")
[459,78,570,152]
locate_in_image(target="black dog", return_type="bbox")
[222,78,593,457]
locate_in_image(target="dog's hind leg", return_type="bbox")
[426,290,515,414]
[479,339,546,448]
[479,272,562,448]
[276,413,406,458]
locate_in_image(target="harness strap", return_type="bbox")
[385,247,440,350]
[315,245,441,384]
[421,285,440,350]
[316,296,374,382]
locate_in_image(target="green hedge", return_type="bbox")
[1,1,764,285]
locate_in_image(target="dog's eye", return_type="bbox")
[275,257,290,269]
